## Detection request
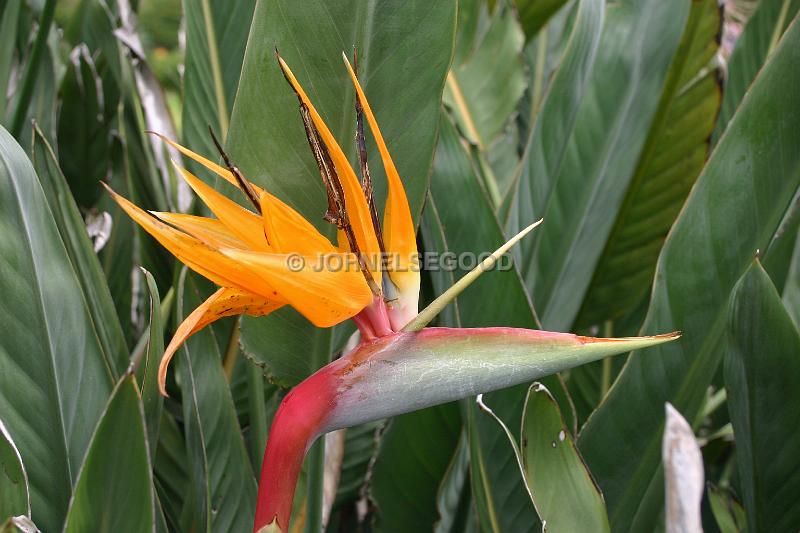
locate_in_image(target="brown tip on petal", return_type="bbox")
[146,130,170,143]
[100,181,121,198]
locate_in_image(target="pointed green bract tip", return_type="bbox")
[403,219,543,331]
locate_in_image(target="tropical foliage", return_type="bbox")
[1,0,799,531]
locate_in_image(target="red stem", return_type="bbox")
[253,299,394,531]
[253,366,338,532]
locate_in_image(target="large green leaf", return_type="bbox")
[176,270,257,533]
[181,0,255,159]
[714,0,800,141]
[370,404,461,532]
[63,376,154,533]
[505,0,603,244]
[227,0,455,224]
[0,125,115,532]
[578,17,800,531]
[30,124,128,380]
[518,0,690,331]
[576,0,722,327]
[521,383,610,532]
[724,260,800,532]
[0,419,29,521]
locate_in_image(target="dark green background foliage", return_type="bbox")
[1,0,799,531]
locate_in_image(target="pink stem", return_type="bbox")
[351,312,376,341]
[353,295,394,340]
[252,366,338,532]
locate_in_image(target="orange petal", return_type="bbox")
[259,192,337,254]
[159,287,283,395]
[173,163,271,251]
[150,132,266,196]
[104,184,278,297]
[154,212,248,249]
[277,56,381,283]
[341,54,419,294]
[222,248,373,327]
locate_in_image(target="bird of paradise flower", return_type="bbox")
[105,51,678,533]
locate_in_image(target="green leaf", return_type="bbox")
[62,0,125,84]
[761,201,800,294]
[514,0,569,41]
[30,123,128,380]
[714,0,800,141]
[7,0,56,142]
[707,484,746,533]
[244,363,279,473]
[516,9,573,137]
[578,17,800,531]
[138,268,164,457]
[0,125,115,532]
[576,0,722,327]
[783,227,800,325]
[434,431,472,533]
[505,0,603,245]
[240,309,334,388]
[465,386,536,533]
[176,269,257,532]
[0,0,22,121]
[63,375,154,533]
[181,0,255,157]
[370,404,461,532]
[56,44,119,208]
[0,420,29,521]
[521,383,610,532]
[443,3,526,153]
[724,260,800,532]
[153,413,191,532]
[518,0,690,331]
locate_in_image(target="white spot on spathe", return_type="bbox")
[558,430,566,442]
[551,441,556,448]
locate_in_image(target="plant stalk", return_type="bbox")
[304,439,325,533]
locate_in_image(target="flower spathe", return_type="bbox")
[105,53,421,396]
